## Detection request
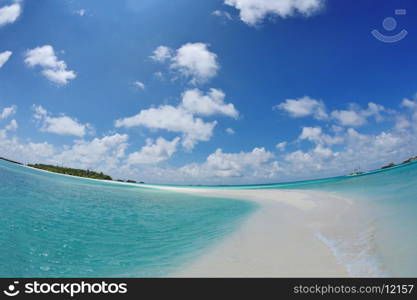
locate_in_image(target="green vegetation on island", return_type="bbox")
[347,155,417,176]
[0,157,145,183]
[381,162,396,170]
[402,156,417,164]
[28,164,113,180]
[348,170,366,176]
[379,156,417,170]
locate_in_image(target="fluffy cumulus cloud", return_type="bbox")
[0,3,21,27]
[0,51,12,68]
[151,43,219,85]
[3,94,417,185]
[299,126,343,145]
[24,45,76,85]
[0,105,17,119]
[224,0,325,25]
[33,105,92,137]
[0,127,129,176]
[226,128,235,135]
[127,137,180,165]
[331,102,386,127]
[51,134,129,172]
[180,88,238,118]
[402,98,417,110]
[115,88,238,150]
[0,137,56,163]
[150,46,173,63]
[279,123,415,180]
[277,97,387,127]
[0,118,18,139]
[115,105,216,151]
[180,147,276,179]
[5,119,18,131]
[276,141,287,151]
[275,96,328,120]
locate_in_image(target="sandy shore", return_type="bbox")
[140,185,365,277]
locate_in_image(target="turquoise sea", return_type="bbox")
[0,160,256,277]
[1,159,417,277]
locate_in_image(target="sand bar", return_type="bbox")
[141,185,361,277]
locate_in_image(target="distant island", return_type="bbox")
[2,155,416,183]
[348,155,417,176]
[28,164,113,181]
[0,157,143,184]
[380,156,417,170]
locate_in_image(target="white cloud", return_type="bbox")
[24,45,76,85]
[127,137,180,165]
[151,43,219,85]
[0,135,56,164]
[0,131,129,176]
[299,126,343,145]
[276,141,287,151]
[399,98,417,131]
[153,71,164,80]
[224,0,325,25]
[226,128,235,135]
[115,88,238,150]
[0,3,21,27]
[172,43,219,84]
[3,96,416,185]
[275,96,328,120]
[331,109,365,127]
[280,122,415,180]
[33,105,91,137]
[180,147,275,178]
[277,98,387,127]
[401,98,417,110]
[0,105,17,119]
[0,51,12,68]
[74,9,87,16]
[115,105,217,150]
[150,46,173,63]
[51,134,129,173]
[133,81,145,90]
[331,102,386,127]
[180,88,239,118]
[212,10,233,21]
[5,119,17,131]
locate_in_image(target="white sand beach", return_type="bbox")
[143,185,378,277]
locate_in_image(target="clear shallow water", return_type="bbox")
[0,160,256,277]
[156,162,417,276]
[240,161,417,277]
[292,162,417,277]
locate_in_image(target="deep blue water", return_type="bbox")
[0,160,256,277]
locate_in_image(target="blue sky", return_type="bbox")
[1,0,417,184]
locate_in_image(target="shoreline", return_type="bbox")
[1,161,383,277]
[144,185,383,277]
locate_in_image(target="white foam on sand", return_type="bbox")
[142,185,386,277]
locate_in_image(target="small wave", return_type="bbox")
[314,225,388,277]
